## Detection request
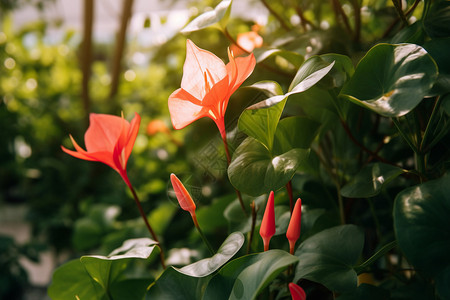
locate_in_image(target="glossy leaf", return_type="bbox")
[175,232,244,277]
[394,173,450,299]
[181,0,232,33]
[238,98,286,152]
[340,43,438,117]
[294,225,364,293]
[80,238,158,298]
[253,48,304,67]
[341,163,406,198]
[47,259,102,300]
[246,80,284,98]
[146,267,211,300]
[228,137,309,196]
[203,250,298,300]
[272,116,321,155]
[424,38,450,95]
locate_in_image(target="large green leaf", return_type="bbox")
[146,267,211,300]
[289,55,350,91]
[341,163,406,198]
[176,232,244,277]
[48,238,157,300]
[424,38,450,95]
[272,116,321,155]
[203,250,298,300]
[80,238,157,291]
[394,173,450,299]
[48,259,103,300]
[181,0,232,33]
[340,43,438,117]
[294,225,364,293]
[424,0,450,38]
[228,137,309,196]
[238,98,286,152]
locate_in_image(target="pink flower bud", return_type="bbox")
[259,191,275,251]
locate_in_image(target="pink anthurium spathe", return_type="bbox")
[61,113,140,188]
[286,198,302,254]
[289,283,306,300]
[168,39,256,141]
[260,191,275,251]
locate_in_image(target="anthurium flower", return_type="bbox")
[168,39,256,139]
[289,283,306,300]
[286,198,302,254]
[260,191,275,251]
[170,173,196,218]
[61,112,140,188]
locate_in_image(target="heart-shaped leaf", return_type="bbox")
[203,250,298,300]
[238,98,286,152]
[294,225,365,293]
[80,238,158,296]
[394,173,450,299]
[176,232,244,277]
[48,259,103,300]
[340,43,438,117]
[272,116,321,155]
[341,163,406,198]
[181,0,232,33]
[146,267,212,300]
[228,137,309,196]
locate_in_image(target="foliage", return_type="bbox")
[1,0,450,299]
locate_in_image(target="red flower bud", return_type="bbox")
[286,198,302,254]
[289,283,306,300]
[259,191,275,251]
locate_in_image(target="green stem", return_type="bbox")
[246,201,258,254]
[420,96,441,151]
[391,118,418,153]
[392,0,408,26]
[127,183,166,269]
[192,213,215,256]
[355,241,397,274]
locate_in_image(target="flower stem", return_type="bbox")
[286,180,294,214]
[220,127,248,217]
[246,201,257,254]
[127,183,166,269]
[191,213,215,256]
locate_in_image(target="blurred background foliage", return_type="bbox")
[0,0,449,299]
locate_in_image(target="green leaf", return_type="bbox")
[272,116,321,155]
[238,98,286,152]
[203,250,298,300]
[181,0,232,33]
[80,238,158,298]
[289,55,346,91]
[175,232,244,277]
[424,1,450,38]
[245,80,284,98]
[224,194,266,233]
[341,163,406,198]
[394,173,450,280]
[424,38,450,95]
[48,259,103,300]
[336,283,390,300]
[146,267,211,300]
[294,225,364,293]
[253,48,304,67]
[228,137,309,196]
[340,43,438,117]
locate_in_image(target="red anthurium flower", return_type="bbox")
[61,112,140,188]
[260,191,275,251]
[168,39,256,139]
[170,173,196,218]
[286,198,302,254]
[289,283,306,300]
